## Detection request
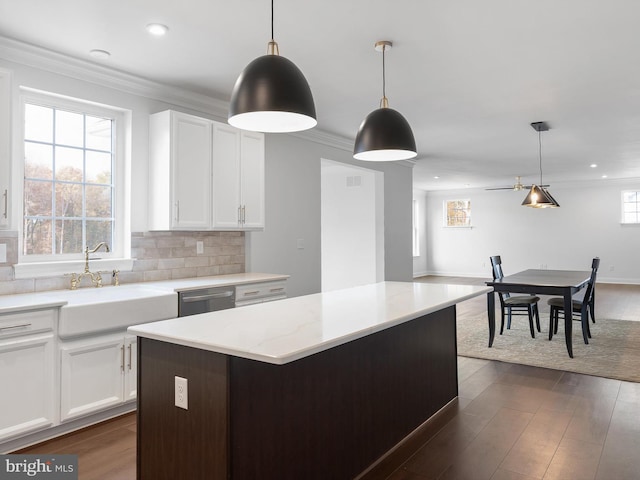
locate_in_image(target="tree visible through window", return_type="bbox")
[622,191,640,224]
[23,102,114,256]
[445,199,471,227]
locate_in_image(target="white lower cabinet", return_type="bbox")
[0,309,56,442]
[60,332,137,422]
[235,280,287,307]
[0,334,55,441]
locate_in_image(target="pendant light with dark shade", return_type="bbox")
[353,41,417,161]
[228,0,316,133]
[522,121,560,208]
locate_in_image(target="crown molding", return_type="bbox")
[0,35,230,118]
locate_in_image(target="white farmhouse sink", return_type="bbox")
[48,285,178,339]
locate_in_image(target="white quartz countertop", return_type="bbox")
[0,292,67,315]
[0,272,288,315]
[129,281,491,365]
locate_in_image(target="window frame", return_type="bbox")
[14,88,132,278]
[443,199,472,228]
[621,190,640,225]
[412,199,420,257]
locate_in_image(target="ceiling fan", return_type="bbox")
[485,176,549,191]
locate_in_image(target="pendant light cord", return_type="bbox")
[271,0,274,40]
[382,45,386,100]
[538,129,543,185]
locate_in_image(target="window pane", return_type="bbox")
[55,146,83,181]
[86,116,112,151]
[86,150,112,183]
[623,202,638,213]
[55,183,83,217]
[24,143,54,178]
[24,180,52,217]
[86,220,113,248]
[55,219,83,254]
[624,212,638,223]
[24,104,53,143]
[623,191,637,203]
[85,185,112,217]
[55,110,84,147]
[23,218,53,255]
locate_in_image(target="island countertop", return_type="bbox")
[129,281,491,365]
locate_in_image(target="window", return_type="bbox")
[622,191,640,224]
[444,199,471,227]
[412,199,420,257]
[17,89,130,274]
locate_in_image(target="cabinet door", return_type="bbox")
[124,335,137,401]
[0,68,11,229]
[240,131,265,229]
[0,334,55,441]
[60,335,125,421]
[171,113,213,229]
[212,123,241,229]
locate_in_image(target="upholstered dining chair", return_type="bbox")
[490,255,541,338]
[548,257,600,344]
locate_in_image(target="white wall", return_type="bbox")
[412,189,428,277]
[421,179,640,283]
[245,135,413,298]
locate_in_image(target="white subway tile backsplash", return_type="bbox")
[0,231,245,295]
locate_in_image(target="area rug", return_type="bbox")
[456,313,640,383]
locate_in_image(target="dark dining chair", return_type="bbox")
[548,257,600,344]
[490,255,541,338]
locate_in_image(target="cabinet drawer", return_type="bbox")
[0,309,56,339]
[235,281,287,303]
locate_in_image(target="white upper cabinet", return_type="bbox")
[239,131,266,229]
[212,125,265,230]
[149,110,264,231]
[0,69,11,229]
[149,110,212,230]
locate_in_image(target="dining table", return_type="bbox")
[486,269,592,358]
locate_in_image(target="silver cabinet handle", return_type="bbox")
[243,290,260,296]
[0,323,31,331]
[242,205,246,224]
[238,205,241,224]
[120,345,125,372]
[181,291,234,302]
[127,344,132,370]
[175,201,180,223]
[269,287,285,293]
[2,189,7,219]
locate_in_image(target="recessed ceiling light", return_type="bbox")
[146,23,168,36]
[602,175,608,179]
[89,49,110,59]
[590,164,598,168]
[434,176,440,179]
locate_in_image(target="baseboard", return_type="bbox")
[1,403,136,454]
[356,397,460,480]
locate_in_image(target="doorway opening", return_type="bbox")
[321,159,384,292]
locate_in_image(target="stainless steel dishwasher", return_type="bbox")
[178,286,236,317]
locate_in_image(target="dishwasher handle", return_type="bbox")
[181,291,235,302]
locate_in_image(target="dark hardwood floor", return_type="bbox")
[17,278,640,479]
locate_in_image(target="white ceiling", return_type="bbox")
[2,0,640,191]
